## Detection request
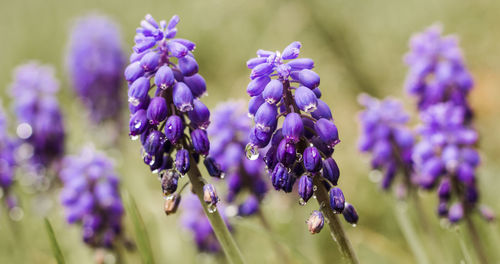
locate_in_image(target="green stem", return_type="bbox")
[312,177,358,264]
[256,210,293,264]
[464,215,489,264]
[393,201,430,264]
[456,228,474,264]
[186,155,245,264]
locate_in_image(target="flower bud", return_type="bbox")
[448,203,463,223]
[461,148,480,167]
[125,62,144,82]
[183,74,206,98]
[167,41,188,58]
[254,102,277,132]
[329,187,345,213]
[171,38,195,50]
[287,58,314,70]
[129,109,148,136]
[271,163,288,190]
[314,118,340,148]
[161,170,179,195]
[303,147,322,173]
[140,51,160,72]
[160,154,174,171]
[188,99,210,129]
[295,86,318,113]
[298,69,320,89]
[191,129,210,156]
[342,203,359,225]
[264,146,278,171]
[381,163,396,190]
[277,139,296,167]
[437,178,451,200]
[464,185,478,203]
[298,175,313,203]
[143,130,165,155]
[312,136,334,157]
[238,195,259,216]
[307,210,324,234]
[262,79,283,104]
[437,201,448,217]
[203,184,219,206]
[147,97,168,124]
[178,55,199,76]
[419,157,444,189]
[204,157,222,177]
[173,82,194,112]
[282,113,303,143]
[479,205,495,222]
[311,99,332,120]
[128,77,150,106]
[164,194,181,215]
[281,41,301,60]
[249,127,272,148]
[175,149,190,174]
[312,87,322,98]
[164,115,184,144]
[247,76,271,96]
[247,57,267,69]
[457,164,474,185]
[154,65,174,89]
[282,171,296,193]
[250,63,274,79]
[248,95,265,118]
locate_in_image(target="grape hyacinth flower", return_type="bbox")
[125,14,243,263]
[208,101,267,216]
[413,103,492,223]
[9,62,65,175]
[181,194,232,253]
[357,94,415,194]
[67,14,125,125]
[404,24,473,116]
[59,148,125,249]
[0,103,18,211]
[245,42,358,262]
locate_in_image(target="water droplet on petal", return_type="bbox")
[128,97,140,106]
[134,121,142,129]
[299,198,306,206]
[245,143,259,160]
[149,155,156,166]
[351,224,357,227]
[130,135,139,141]
[313,185,318,191]
[220,173,225,179]
[207,204,217,213]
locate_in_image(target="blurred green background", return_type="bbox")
[1,0,500,263]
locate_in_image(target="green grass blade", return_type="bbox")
[44,218,65,264]
[124,191,155,264]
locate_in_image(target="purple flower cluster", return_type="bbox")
[59,148,124,248]
[66,14,125,124]
[9,62,65,170]
[181,194,231,253]
[0,104,18,209]
[358,94,415,192]
[126,14,219,209]
[208,101,267,216]
[404,24,473,115]
[406,25,493,222]
[245,42,358,229]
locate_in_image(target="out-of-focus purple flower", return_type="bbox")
[66,14,125,124]
[180,194,231,253]
[125,14,221,213]
[0,103,18,210]
[357,94,415,192]
[59,148,124,249]
[244,42,357,232]
[9,62,65,171]
[207,101,267,216]
[404,24,473,115]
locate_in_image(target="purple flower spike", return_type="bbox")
[191,129,210,156]
[295,86,318,113]
[245,42,356,228]
[175,149,190,174]
[307,210,324,234]
[303,147,322,173]
[282,113,304,143]
[173,82,194,112]
[329,187,345,213]
[262,80,283,104]
[298,175,313,203]
[59,148,125,249]
[147,97,168,125]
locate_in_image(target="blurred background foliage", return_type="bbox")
[1,0,499,263]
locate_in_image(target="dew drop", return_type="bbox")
[149,155,156,166]
[164,194,175,201]
[296,153,303,162]
[220,173,225,179]
[299,198,306,206]
[152,169,159,174]
[130,135,139,141]
[313,185,318,191]
[134,121,142,129]
[9,207,24,221]
[207,204,217,213]
[352,224,357,227]
[245,143,259,160]
[128,97,140,106]
[313,195,317,199]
